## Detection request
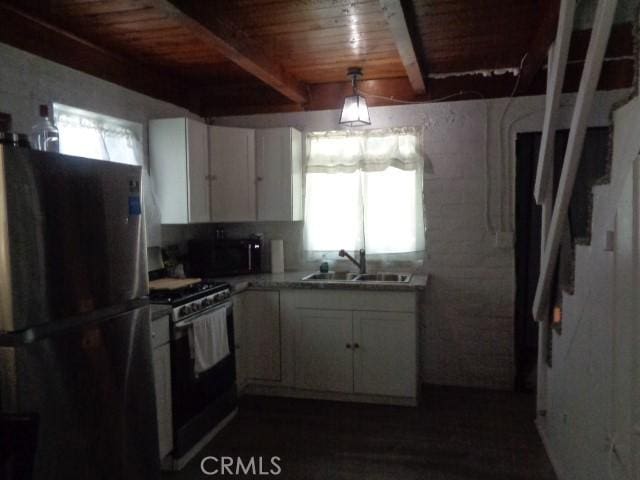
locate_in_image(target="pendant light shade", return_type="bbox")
[339,67,370,127]
[340,94,370,126]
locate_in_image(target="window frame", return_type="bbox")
[52,103,143,165]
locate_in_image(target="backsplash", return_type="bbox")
[161,220,425,274]
[161,221,305,272]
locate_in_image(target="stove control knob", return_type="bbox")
[192,302,201,311]
[179,306,189,317]
[202,298,212,307]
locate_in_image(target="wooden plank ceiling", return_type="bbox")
[0,0,634,116]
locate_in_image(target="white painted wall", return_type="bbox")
[0,42,200,247]
[213,89,629,389]
[0,40,632,393]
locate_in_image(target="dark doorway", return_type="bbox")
[515,133,542,392]
[515,127,610,392]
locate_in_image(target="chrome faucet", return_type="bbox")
[338,249,367,274]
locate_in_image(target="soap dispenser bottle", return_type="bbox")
[31,104,59,153]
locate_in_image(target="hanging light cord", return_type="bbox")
[357,89,486,104]
[497,52,529,232]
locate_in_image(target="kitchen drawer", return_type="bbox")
[151,315,170,348]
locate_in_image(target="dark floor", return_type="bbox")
[162,386,556,480]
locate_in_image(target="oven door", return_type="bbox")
[170,301,236,458]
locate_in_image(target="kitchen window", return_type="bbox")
[304,128,425,255]
[53,103,142,166]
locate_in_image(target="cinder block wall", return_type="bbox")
[0,41,629,390]
[213,92,628,389]
[0,42,198,247]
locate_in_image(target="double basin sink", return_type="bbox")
[302,271,412,283]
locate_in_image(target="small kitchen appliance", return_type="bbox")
[188,237,262,277]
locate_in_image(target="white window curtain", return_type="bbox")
[53,103,142,166]
[304,127,425,255]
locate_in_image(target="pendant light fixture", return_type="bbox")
[339,67,370,127]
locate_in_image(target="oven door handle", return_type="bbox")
[174,301,232,330]
[247,244,252,272]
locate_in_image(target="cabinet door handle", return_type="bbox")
[211,175,217,181]
[256,176,263,182]
[346,343,352,349]
[353,343,360,349]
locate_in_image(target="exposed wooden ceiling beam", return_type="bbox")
[0,2,197,112]
[149,0,308,104]
[379,0,426,94]
[200,48,633,117]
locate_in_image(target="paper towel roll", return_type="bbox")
[270,239,284,273]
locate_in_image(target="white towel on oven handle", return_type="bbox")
[187,306,230,376]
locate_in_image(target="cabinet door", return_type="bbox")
[209,126,256,222]
[150,117,210,224]
[295,309,353,393]
[153,343,173,460]
[256,128,289,221]
[290,128,303,221]
[352,311,416,398]
[186,119,210,223]
[256,128,303,221]
[149,118,189,224]
[232,292,248,391]
[244,290,281,382]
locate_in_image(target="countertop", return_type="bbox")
[214,271,428,294]
[150,304,172,321]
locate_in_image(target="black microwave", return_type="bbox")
[188,238,262,277]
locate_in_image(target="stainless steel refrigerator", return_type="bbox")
[0,145,160,479]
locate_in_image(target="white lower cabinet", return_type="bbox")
[235,289,418,405]
[232,292,248,392]
[352,311,416,397]
[151,315,173,460]
[293,308,416,399]
[243,290,281,382]
[295,309,353,393]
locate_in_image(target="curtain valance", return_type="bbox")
[306,127,424,174]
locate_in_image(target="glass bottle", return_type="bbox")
[31,105,59,152]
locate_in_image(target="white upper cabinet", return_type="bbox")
[209,126,256,222]
[150,118,210,224]
[255,127,303,221]
[151,121,302,224]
